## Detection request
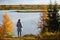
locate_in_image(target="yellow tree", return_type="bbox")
[38,5,48,34]
[0,26,4,38]
[2,12,13,37]
[37,6,48,39]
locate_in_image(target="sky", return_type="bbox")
[0,0,60,5]
[0,10,41,37]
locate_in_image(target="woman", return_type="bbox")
[16,19,22,37]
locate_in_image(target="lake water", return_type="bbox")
[0,10,60,37]
[0,10,42,37]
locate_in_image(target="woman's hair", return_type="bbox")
[18,19,20,23]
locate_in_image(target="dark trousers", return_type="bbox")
[17,29,22,37]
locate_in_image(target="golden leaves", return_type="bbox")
[0,12,14,37]
[3,13,13,33]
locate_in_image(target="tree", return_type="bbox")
[47,2,60,32]
[38,0,60,34]
[0,25,4,38]
[37,2,60,40]
[2,12,13,37]
[38,5,48,34]
[38,1,60,39]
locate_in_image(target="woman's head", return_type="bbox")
[18,19,20,22]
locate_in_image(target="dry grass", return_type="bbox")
[0,36,37,40]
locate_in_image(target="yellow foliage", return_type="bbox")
[45,32,57,36]
[2,12,14,37]
[0,27,5,38]
[41,5,47,9]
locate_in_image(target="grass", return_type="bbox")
[0,37,36,40]
[0,34,38,40]
[0,33,60,40]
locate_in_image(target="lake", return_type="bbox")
[0,10,60,37]
[0,10,42,37]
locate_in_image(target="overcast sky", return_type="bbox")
[0,0,60,5]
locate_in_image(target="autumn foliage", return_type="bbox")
[0,12,13,38]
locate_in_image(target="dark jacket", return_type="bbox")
[17,22,22,31]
